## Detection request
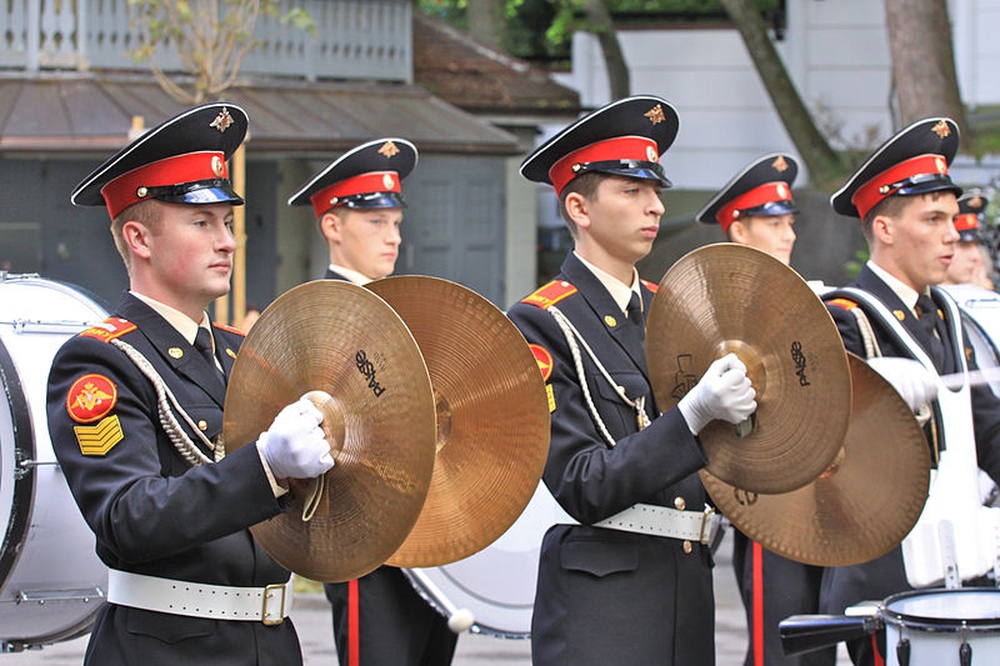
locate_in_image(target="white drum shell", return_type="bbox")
[405,481,571,638]
[882,589,1000,666]
[0,275,109,649]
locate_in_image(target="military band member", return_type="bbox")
[288,139,458,666]
[944,190,993,288]
[819,118,1000,666]
[506,95,757,665]
[46,103,336,665]
[697,154,835,666]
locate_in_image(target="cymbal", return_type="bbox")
[223,280,437,582]
[702,352,931,566]
[647,243,851,493]
[368,276,550,568]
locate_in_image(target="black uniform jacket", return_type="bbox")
[821,266,1000,613]
[46,292,300,666]
[506,253,716,666]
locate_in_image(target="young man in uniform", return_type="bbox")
[820,118,1000,665]
[46,103,336,665]
[288,138,458,666]
[506,95,758,665]
[697,154,835,666]
[944,190,993,288]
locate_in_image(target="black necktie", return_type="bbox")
[915,294,945,371]
[626,292,645,342]
[194,327,226,387]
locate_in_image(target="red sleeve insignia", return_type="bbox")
[529,344,554,382]
[79,317,137,343]
[66,373,118,424]
[521,280,578,310]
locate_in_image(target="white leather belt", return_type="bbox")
[573,503,721,544]
[107,569,292,625]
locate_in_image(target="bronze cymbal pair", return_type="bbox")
[223,277,550,582]
[648,244,930,567]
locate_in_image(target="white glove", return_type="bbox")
[677,353,757,435]
[258,398,336,479]
[866,356,939,413]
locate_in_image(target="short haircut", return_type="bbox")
[558,172,607,238]
[862,191,946,243]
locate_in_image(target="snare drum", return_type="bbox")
[882,588,1000,666]
[405,481,572,638]
[0,274,109,650]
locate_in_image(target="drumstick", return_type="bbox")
[405,568,476,633]
[938,366,1000,391]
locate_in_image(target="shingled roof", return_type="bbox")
[412,10,581,120]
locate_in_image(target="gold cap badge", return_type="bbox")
[379,140,400,158]
[931,120,951,139]
[210,107,235,133]
[645,104,666,125]
[772,155,789,172]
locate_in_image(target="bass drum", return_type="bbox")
[0,274,109,651]
[405,481,572,638]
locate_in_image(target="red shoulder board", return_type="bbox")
[827,298,858,312]
[79,317,137,343]
[521,280,578,310]
[212,321,246,337]
[640,279,659,293]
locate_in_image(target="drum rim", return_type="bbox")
[0,334,37,592]
[882,587,1000,631]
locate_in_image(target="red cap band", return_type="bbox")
[310,171,401,217]
[549,136,659,196]
[955,213,979,233]
[100,151,229,220]
[716,181,794,232]
[851,154,949,220]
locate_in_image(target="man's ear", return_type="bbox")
[122,219,152,260]
[320,211,343,243]
[871,213,894,246]
[728,219,749,244]
[564,192,591,230]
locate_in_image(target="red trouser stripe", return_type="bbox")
[753,541,764,666]
[872,632,885,666]
[349,578,360,666]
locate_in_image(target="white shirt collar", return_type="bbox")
[867,260,922,315]
[330,264,376,286]
[130,291,212,347]
[574,252,642,314]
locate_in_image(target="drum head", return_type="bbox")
[884,588,1000,630]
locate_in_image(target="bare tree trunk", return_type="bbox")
[468,0,506,51]
[884,0,967,133]
[581,0,630,100]
[720,0,846,188]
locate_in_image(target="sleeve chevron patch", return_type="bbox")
[73,415,124,456]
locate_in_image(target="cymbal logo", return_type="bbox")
[356,350,386,397]
[790,341,810,387]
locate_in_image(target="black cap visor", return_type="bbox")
[881,172,962,200]
[574,159,672,189]
[339,191,407,210]
[144,179,244,207]
[741,200,799,218]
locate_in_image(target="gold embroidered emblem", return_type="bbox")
[645,104,666,125]
[74,415,125,456]
[379,140,400,158]
[169,347,184,359]
[210,107,235,133]
[931,120,951,139]
[771,156,789,172]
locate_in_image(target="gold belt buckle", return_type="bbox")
[261,583,287,625]
[699,506,717,545]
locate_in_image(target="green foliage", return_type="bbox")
[416,0,780,60]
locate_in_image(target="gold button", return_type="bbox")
[198,420,208,431]
[674,496,686,511]
[682,540,693,554]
